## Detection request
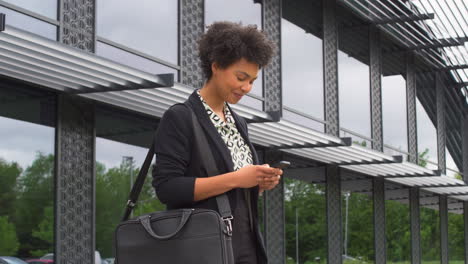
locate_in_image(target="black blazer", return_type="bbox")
[152,89,267,263]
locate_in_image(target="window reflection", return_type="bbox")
[95,105,164,260]
[97,0,178,65]
[205,0,262,29]
[282,18,324,126]
[382,75,408,155]
[205,0,263,97]
[1,0,58,20]
[338,51,370,138]
[284,179,326,264]
[0,7,57,40]
[416,99,438,169]
[0,81,55,261]
[386,195,410,263]
[96,42,178,78]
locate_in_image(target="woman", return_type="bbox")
[152,21,283,264]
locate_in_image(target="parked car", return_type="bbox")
[0,257,28,264]
[26,259,54,264]
[40,251,102,264]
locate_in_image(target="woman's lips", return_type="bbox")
[234,93,243,100]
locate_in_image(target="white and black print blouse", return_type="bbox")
[196,89,253,171]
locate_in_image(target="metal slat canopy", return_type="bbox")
[0,24,174,93]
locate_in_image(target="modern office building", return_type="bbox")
[0,0,467,264]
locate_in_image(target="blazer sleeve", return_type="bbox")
[151,104,196,208]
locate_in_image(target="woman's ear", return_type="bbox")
[211,62,219,77]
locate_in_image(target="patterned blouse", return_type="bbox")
[196,89,253,170]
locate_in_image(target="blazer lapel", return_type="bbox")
[186,90,235,172]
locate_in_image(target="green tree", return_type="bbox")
[0,158,22,217]
[0,216,19,256]
[31,206,54,257]
[96,159,165,258]
[14,152,54,257]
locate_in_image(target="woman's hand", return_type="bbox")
[258,164,282,195]
[234,164,282,189]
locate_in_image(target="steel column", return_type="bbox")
[369,25,383,153]
[410,187,421,264]
[323,1,342,263]
[463,110,468,183]
[464,202,468,264]
[373,178,386,264]
[262,0,282,120]
[406,53,418,164]
[440,195,449,264]
[436,73,447,174]
[55,95,95,264]
[370,24,386,264]
[179,0,204,88]
[326,165,342,264]
[323,0,339,137]
[264,150,286,264]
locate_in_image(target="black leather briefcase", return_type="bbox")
[114,102,235,264]
[115,208,234,264]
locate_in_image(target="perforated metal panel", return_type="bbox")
[373,178,386,264]
[369,26,383,152]
[263,0,282,117]
[436,73,446,174]
[406,54,418,164]
[55,95,95,264]
[326,165,342,264]
[264,150,285,264]
[463,113,468,183]
[323,0,339,137]
[464,202,468,263]
[440,195,449,264]
[410,188,421,264]
[59,0,95,52]
[180,0,204,88]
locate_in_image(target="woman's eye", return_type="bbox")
[237,77,246,81]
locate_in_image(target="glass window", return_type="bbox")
[342,191,374,263]
[448,211,464,263]
[0,7,57,40]
[0,79,55,260]
[338,51,371,144]
[95,105,165,260]
[416,99,438,170]
[420,204,440,263]
[338,51,370,137]
[96,42,178,78]
[382,75,408,157]
[97,0,178,65]
[282,18,324,131]
[386,195,410,263]
[205,0,261,28]
[446,147,460,178]
[205,0,263,99]
[285,179,326,264]
[1,0,58,20]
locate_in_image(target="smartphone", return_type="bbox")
[271,160,290,170]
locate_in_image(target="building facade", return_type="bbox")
[0,0,467,264]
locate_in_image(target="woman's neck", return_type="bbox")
[199,81,225,114]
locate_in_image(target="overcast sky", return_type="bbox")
[0,0,461,177]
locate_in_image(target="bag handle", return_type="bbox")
[121,102,233,226]
[138,209,193,240]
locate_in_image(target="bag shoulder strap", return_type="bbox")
[121,102,233,221]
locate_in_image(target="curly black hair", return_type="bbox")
[198,21,275,80]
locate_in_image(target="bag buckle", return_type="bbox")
[222,216,233,236]
[126,200,136,208]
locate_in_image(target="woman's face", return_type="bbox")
[211,57,259,104]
